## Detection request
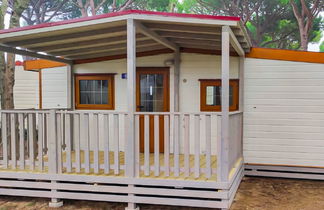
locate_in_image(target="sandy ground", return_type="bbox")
[1,177,324,210]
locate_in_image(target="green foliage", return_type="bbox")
[320,41,324,52]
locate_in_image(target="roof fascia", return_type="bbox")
[0,13,239,41]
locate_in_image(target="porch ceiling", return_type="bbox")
[0,10,251,63]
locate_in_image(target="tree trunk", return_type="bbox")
[1,0,30,109]
[299,27,309,51]
[2,53,15,109]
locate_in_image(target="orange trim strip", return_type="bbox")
[246,47,324,64]
[24,59,66,71]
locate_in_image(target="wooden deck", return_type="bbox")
[0,151,220,181]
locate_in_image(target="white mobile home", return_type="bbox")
[0,10,323,209]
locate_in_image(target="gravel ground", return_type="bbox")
[1,177,324,210]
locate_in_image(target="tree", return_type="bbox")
[320,41,324,52]
[196,0,261,25]
[71,0,134,17]
[0,0,30,109]
[290,0,324,50]
[21,0,70,25]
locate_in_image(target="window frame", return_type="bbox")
[199,79,239,112]
[75,74,115,110]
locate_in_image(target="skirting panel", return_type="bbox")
[0,167,244,209]
[245,164,324,180]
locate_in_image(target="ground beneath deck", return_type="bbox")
[1,177,324,209]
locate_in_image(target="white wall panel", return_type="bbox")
[41,66,68,109]
[244,58,324,167]
[13,66,39,109]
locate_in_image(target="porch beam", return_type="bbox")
[169,38,222,46]
[4,25,126,47]
[55,40,158,57]
[125,18,136,178]
[222,26,245,56]
[68,44,165,60]
[29,34,147,53]
[135,21,178,51]
[0,44,73,65]
[219,26,230,182]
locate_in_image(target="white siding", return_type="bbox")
[13,66,39,109]
[244,58,324,167]
[74,53,239,112]
[41,66,68,109]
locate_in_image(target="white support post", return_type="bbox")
[239,57,244,112]
[173,48,180,112]
[67,65,73,109]
[125,18,139,210]
[220,26,230,182]
[48,110,63,208]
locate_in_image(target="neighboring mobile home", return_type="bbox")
[0,10,323,210]
[0,62,68,110]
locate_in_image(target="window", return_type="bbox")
[200,79,239,112]
[75,74,114,110]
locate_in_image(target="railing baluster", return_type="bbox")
[38,113,44,171]
[100,114,109,174]
[92,114,99,174]
[216,115,222,181]
[1,113,8,169]
[144,115,150,176]
[18,113,24,170]
[164,115,170,177]
[65,113,72,173]
[56,113,62,173]
[205,115,212,178]
[10,113,17,169]
[74,113,81,173]
[28,113,36,171]
[85,114,90,173]
[135,115,140,177]
[80,113,90,173]
[174,114,180,177]
[154,115,160,177]
[113,114,119,175]
[194,115,200,178]
[184,114,190,177]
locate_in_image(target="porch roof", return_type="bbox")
[0,10,251,65]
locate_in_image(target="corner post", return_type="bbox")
[220,26,230,182]
[125,18,139,210]
[173,48,180,112]
[67,64,73,109]
[48,109,63,207]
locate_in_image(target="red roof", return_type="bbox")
[0,10,240,35]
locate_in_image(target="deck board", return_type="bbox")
[0,151,240,181]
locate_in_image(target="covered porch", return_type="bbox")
[0,10,250,209]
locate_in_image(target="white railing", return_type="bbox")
[55,110,128,175]
[0,110,225,181]
[134,112,221,179]
[229,112,243,173]
[0,110,49,171]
